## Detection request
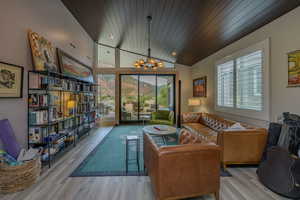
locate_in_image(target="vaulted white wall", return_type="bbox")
[0,0,94,148]
[192,6,300,127]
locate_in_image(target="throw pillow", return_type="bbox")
[224,123,246,131]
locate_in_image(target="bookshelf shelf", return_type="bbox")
[27,70,97,168]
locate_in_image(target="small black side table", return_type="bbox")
[125,135,140,174]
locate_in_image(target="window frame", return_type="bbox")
[214,39,270,121]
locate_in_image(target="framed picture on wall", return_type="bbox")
[288,50,300,87]
[28,30,58,72]
[193,76,207,97]
[57,49,94,83]
[0,61,24,98]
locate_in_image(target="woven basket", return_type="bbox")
[0,156,41,194]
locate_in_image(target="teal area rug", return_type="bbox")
[70,125,177,177]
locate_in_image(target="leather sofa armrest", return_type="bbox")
[217,128,268,164]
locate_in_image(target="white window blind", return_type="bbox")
[215,39,269,121]
[217,51,263,111]
[217,61,234,108]
[236,50,263,111]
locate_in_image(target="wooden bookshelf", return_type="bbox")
[27,70,97,168]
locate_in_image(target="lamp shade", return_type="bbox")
[188,98,201,106]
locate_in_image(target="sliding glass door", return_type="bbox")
[120,74,175,122]
[120,75,139,121]
[139,75,156,120]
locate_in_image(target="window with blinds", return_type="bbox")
[236,50,263,111]
[216,50,263,111]
[217,61,234,108]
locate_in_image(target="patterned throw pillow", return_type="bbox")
[179,129,202,144]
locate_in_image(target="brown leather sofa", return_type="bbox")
[181,112,268,169]
[143,133,221,200]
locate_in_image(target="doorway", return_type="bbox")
[120,74,175,123]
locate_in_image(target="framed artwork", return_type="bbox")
[288,50,300,87]
[0,62,24,98]
[28,30,58,72]
[57,49,94,83]
[193,76,207,97]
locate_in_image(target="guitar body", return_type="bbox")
[257,146,300,199]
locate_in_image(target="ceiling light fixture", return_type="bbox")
[134,16,164,70]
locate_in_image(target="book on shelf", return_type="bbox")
[29,110,48,125]
[48,77,62,90]
[64,118,76,129]
[62,79,79,91]
[29,73,62,90]
[29,72,96,92]
[29,127,47,144]
[28,92,61,107]
[29,94,48,107]
[29,73,48,89]
[49,107,59,122]
[29,73,40,89]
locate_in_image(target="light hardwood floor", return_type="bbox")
[0,127,288,200]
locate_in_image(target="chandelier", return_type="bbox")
[134,16,164,70]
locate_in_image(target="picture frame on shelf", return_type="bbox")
[28,30,59,72]
[193,76,207,97]
[57,49,94,83]
[288,50,300,87]
[0,61,24,98]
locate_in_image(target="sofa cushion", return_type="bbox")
[183,123,207,131]
[149,119,173,126]
[181,113,201,123]
[155,110,170,120]
[182,123,218,143]
[201,114,231,131]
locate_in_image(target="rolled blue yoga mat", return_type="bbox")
[0,119,21,159]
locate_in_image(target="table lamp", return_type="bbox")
[188,98,201,111]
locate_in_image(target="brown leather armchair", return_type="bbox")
[143,133,221,200]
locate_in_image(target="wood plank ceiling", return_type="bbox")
[62,0,300,66]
